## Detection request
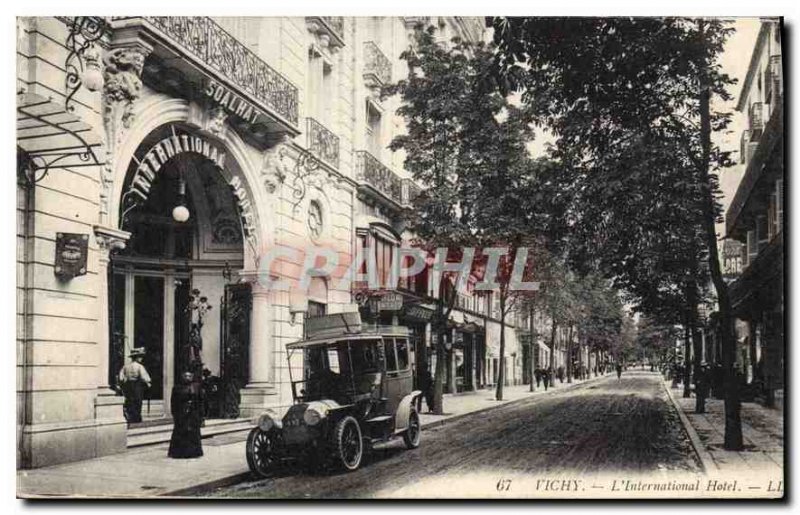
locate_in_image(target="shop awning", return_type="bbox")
[17,93,103,185]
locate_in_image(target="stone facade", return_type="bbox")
[16,16,529,469]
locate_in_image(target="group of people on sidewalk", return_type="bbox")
[117,348,204,460]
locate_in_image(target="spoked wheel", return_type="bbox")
[331,416,363,471]
[402,408,421,449]
[246,427,279,478]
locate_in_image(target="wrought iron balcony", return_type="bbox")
[748,102,764,139]
[363,41,392,88]
[111,16,299,128]
[401,178,422,208]
[306,117,339,169]
[356,151,402,205]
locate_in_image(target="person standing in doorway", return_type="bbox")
[168,371,204,459]
[118,348,151,424]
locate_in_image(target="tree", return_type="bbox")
[489,17,743,449]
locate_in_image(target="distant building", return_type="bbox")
[724,19,783,407]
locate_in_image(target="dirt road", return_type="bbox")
[210,371,700,498]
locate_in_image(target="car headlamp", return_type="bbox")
[303,405,326,426]
[258,413,275,432]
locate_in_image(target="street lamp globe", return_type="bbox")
[172,204,190,223]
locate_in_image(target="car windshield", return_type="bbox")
[298,339,383,402]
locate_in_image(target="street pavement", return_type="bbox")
[210,370,701,499]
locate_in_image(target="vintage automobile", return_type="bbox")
[245,312,422,476]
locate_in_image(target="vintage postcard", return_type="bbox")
[15,14,784,500]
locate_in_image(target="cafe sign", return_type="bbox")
[54,233,88,279]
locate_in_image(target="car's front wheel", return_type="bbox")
[246,427,279,478]
[402,408,421,449]
[331,415,363,471]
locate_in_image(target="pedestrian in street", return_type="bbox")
[534,368,542,388]
[168,371,204,459]
[615,362,623,380]
[544,367,553,390]
[118,348,151,424]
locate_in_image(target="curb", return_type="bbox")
[661,378,718,474]
[161,374,610,497]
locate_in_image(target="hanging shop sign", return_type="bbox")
[54,232,89,279]
[204,79,265,125]
[368,292,403,313]
[403,304,434,322]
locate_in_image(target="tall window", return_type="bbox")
[308,49,334,125]
[366,101,382,156]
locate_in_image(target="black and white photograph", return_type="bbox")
[13,8,786,501]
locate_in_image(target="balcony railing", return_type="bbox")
[749,102,764,139]
[356,151,402,204]
[363,41,392,87]
[401,178,422,207]
[306,117,339,169]
[114,16,298,126]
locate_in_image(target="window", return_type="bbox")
[396,339,410,370]
[366,101,382,156]
[327,348,341,374]
[308,49,334,125]
[307,301,326,318]
[756,215,769,252]
[384,338,398,371]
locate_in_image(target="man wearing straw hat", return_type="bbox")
[118,348,152,424]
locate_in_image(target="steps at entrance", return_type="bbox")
[127,418,254,449]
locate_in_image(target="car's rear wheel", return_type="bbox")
[402,408,421,449]
[246,427,278,478]
[331,416,363,471]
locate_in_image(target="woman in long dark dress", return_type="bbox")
[168,371,204,459]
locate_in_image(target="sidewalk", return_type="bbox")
[665,381,784,475]
[18,374,607,498]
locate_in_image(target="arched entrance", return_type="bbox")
[110,123,255,420]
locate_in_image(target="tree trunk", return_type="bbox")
[549,320,557,387]
[433,336,446,415]
[698,21,743,450]
[566,325,574,383]
[529,305,536,392]
[683,322,692,398]
[495,294,506,400]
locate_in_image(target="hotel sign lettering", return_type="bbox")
[126,130,227,204]
[122,127,258,251]
[204,79,265,125]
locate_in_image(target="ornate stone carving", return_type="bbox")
[100,45,150,222]
[259,138,291,194]
[94,225,130,265]
[207,106,229,136]
[103,47,147,129]
[307,200,323,241]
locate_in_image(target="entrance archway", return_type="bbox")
[110,123,255,419]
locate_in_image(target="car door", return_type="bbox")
[382,337,413,416]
